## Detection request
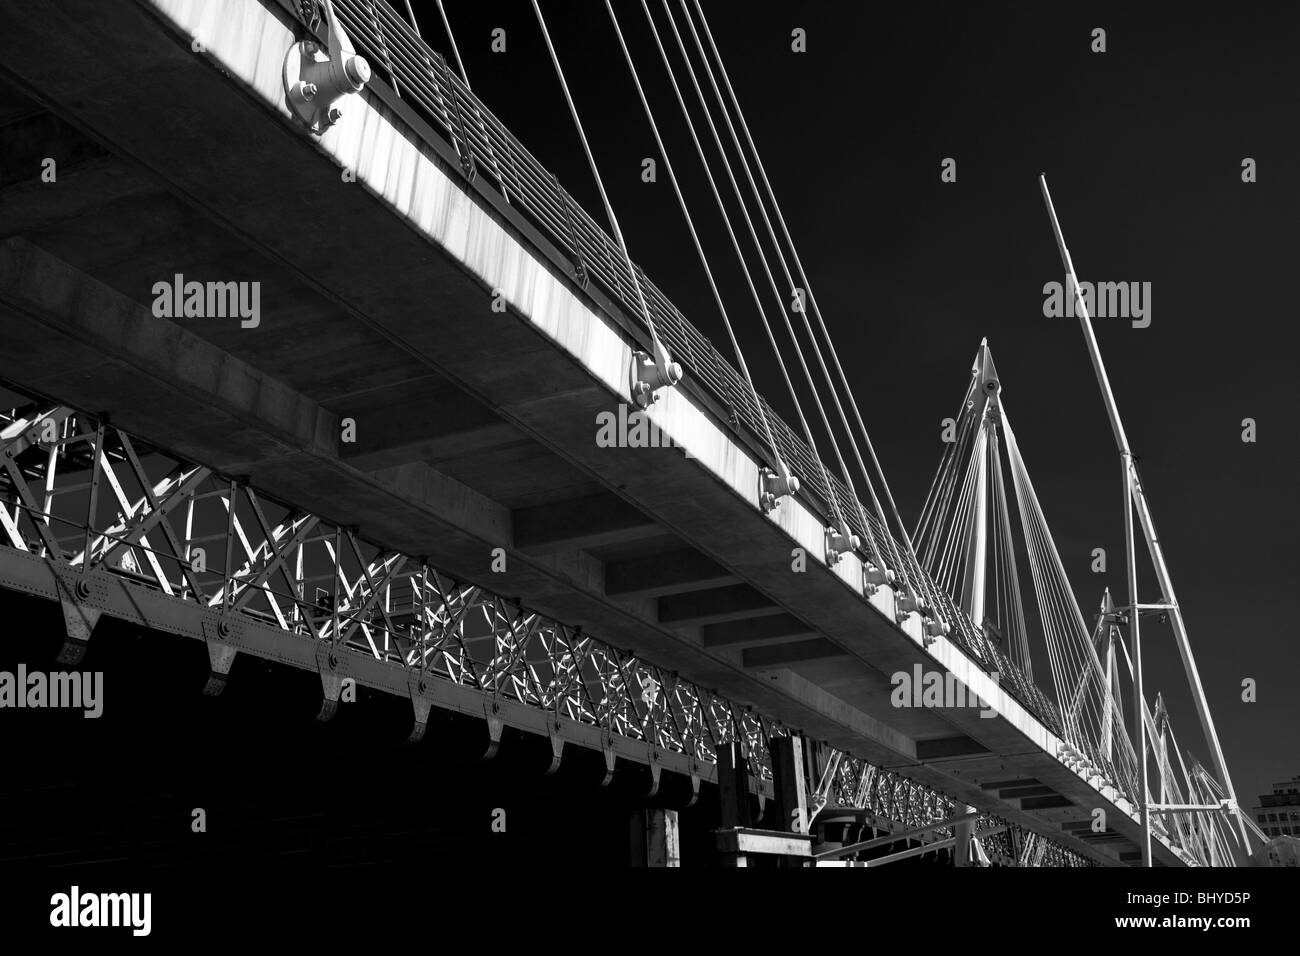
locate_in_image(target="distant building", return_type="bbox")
[1254,775,1300,837]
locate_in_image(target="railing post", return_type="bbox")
[416,37,454,140]
[553,173,588,287]
[362,0,402,98]
[432,53,476,181]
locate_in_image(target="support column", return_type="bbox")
[629,809,680,867]
[717,740,751,830]
[954,815,973,866]
[769,734,808,836]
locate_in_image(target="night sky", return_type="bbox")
[406,0,1300,809]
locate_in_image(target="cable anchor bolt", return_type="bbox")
[628,339,682,410]
[759,466,799,514]
[284,0,371,135]
[896,593,929,616]
[863,564,894,596]
[923,616,950,639]
[825,527,859,566]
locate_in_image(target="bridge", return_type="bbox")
[0,0,1259,867]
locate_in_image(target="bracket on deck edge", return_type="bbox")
[314,638,347,722]
[629,338,682,410]
[481,712,504,761]
[200,618,238,697]
[405,669,434,744]
[863,563,895,596]
[544,718,565,775]
[759,466,799,514]
[284,0,372,135]
[824,527,859,567]
[599,736,616,787]
[53,571,104,666]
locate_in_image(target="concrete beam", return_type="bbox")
[0,84,40,126]
[980,778,1041,791]
[513,493,661,556]
[1021,795,1076,811]
[0,114,156,237]
[998,784,1056,799]
[605,548,738,599]
[701,613,818,648]
[743,639,847,668]
[337,380,526,471]
[346,418,523,472]
[0,111,108,189]
[915,736,989,760]
[658,584,782,627]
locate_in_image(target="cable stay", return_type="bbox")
[670,1,952,608]
[602,1,796,510]
[643,0,856,553]
[531,0,681,409]
[687,0,931,606]
[428,0,466,84]
[671,0,888,571]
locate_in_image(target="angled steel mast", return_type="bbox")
[1038,176,1249,864]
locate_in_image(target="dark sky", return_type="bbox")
[407,1,1299,811]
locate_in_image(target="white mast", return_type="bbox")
[1038,176,1249,863]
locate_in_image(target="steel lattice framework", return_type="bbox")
[0,383,1087,865]
[808,746,1089,867]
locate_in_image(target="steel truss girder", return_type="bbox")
[0,389,1089,863]
[0,396,780,790]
